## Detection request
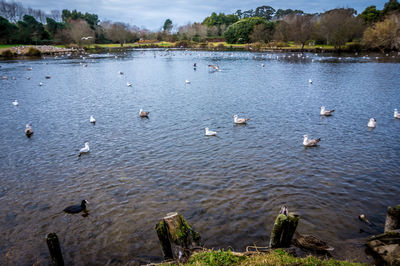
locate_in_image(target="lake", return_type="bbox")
[1,50,400,264]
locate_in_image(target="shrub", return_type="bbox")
[26,47,41,56]
[1,49,14,57]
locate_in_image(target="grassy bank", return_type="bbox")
[161,249,364,266]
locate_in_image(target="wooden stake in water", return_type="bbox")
[384,205,400,232]
[269,205,300,248]
[46,233,64,266]
[155,212,201,261]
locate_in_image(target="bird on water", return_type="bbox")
[63,200,88,214]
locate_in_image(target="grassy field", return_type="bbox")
[163,249,364,266]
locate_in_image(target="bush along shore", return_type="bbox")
[44,205,400,265]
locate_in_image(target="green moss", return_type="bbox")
[186,250,246,266]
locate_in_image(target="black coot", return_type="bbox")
[63,200,88,214]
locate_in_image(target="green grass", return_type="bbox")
[162,249,364,266]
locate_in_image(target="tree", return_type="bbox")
[102,21,138,46]
[363,14,400,51]
[68,19,94,45]
[319,8,363,49]
[46,17,64,38]
[202,12,238,36]
[250,22,275,43]
[360,6,381,24]
[224,17,267,43]
[254,6,276,20]
[273,20,290,41]
[285,14,315,51]
[163,18,173,32]
[382,0,400,15]
[275,9,304,19]
[178,22,207,42]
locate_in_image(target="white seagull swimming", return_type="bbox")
[368,118,376,128]
[12,100,18,106]
[79,142,90,156]
[320,106,335,116]
[39,82,43,86]
[234,114,250,124]
[185,80,191,84]
[394,109,400,119]
[127,82,132,87]
[90,115,96,124]
[303,135,321,147]
[309,79,313,84]
[205,127,217,136]
[118,71,123,75]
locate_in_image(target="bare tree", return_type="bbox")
[51,10,61,22]
[68,19,95,45]
[250,23,274,43]
[285,14,315,51]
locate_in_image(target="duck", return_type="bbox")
[79,142,90,156]
[234,114,250,124]
[294,232,334,252]
[139,109,149,118]
[367,118,376,128]
[309,79,313,84]
[205,127,217,136]
[90,115,96,124]
[25,124,33,137]
[63,200,88,214]
[12,100,18,106]
[303,135,321,147]
[320,106,335,116]
[185,80,191,84]
[45,75,51,79]
[394,109,400,119]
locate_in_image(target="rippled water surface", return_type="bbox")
[1,50,400,264]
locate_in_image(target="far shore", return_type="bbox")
[0,41,395,58]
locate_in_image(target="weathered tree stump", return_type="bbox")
[269,206,300,248]
[385,205,400,232]
[367,230,400,265]
[46,233,64,266]
[155,212,201,261]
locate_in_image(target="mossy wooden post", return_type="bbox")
[46,233,64,266]
[269,206,300,248]
[384,205,400,232]
[155,212,201,261]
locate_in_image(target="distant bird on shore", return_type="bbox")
[309,79,313,84]
[12,100,18,106]
[205,127,217,136]
[127,82,132,87]
[63,200,88,214]
[394,109,400,119]
[79,142,90,156]
[25,123,33,137]
[320,106,335,116]
[303,135,321,147]
[90,115,96,124]
[81,36,93,40]
[139,109,149,118]
[368,118,376,128]
[234,114,250,124]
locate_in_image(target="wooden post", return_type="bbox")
[269,206,300,248]
[155,212,201,261]
[46,233,64,266]
[384,205,400,232]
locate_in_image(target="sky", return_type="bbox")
[17,0,387,30]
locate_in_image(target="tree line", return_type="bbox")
[0,0,400,51]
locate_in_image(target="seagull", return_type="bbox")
[79,142,90,156]
[83,64,88,67]
[127,82,132,87]
[139,109,149,118]
[309,79,313,84]
[81,36,93,40]
[27,67,32,71]
[368,118,376,128]
[234,114,250,124]
[25,76,31,80]
[12,100,18,106]
[185,80,191,84]
[205,127,217,136]
[303,135,321,147]
[90,115,96,124]
[261,63,265,67]
[118,71,123,75]
[320,106,335,116]
[394,109,400,119]
[25,124,33,137]
[39,82,43,86]
[1,76,8,80]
